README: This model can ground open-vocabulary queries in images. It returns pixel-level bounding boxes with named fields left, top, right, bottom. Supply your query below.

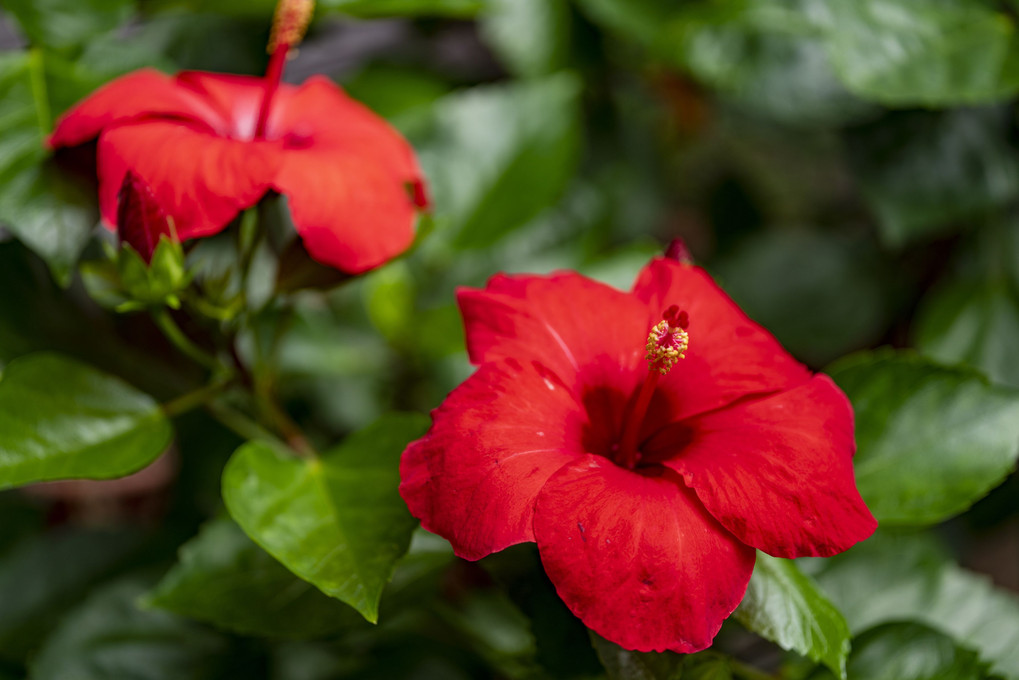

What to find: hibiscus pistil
left=255, top=0, right=315, bottom=140
left=617, top=305, right=690, bottom=469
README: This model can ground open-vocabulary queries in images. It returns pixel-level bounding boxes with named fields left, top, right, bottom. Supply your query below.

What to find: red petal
left=400, top=358, right=585, bottom=560
left=269, top=76, right=427, bottom=205
left=534, top=456, right=756, bottom=653
left=661, top=375, right=877, bottom=558
left=632, top=258, right=812, bottom=419
left=272, top=144, right=419, bottom=273
left=458, top=273, right=653, bottom=453
left=49, top=69, right=219, bottom=149
left=97, top=121, right=280, bottom=239
left=175, top=71, right=268, bottom=140
left=459, top=272, right=649, bottom=382
left=117, top=172, right=175, bottom=263
left=267, top=77, right=428, bottom=273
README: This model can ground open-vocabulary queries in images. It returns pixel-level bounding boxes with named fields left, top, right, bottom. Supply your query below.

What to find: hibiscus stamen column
left=254, top=0, right=315, bottom=140
left=617, top=305, right=689, bottom=469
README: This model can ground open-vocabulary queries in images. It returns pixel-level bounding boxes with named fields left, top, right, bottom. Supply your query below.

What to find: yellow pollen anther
left=268, top=0, right=315, bottom=53
left=645, top=319, right=689, bottom=375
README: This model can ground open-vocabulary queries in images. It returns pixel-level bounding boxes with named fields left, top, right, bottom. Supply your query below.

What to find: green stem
left=152, top=308, right=220, bottom=371
left=260, top=387, right=316, bottom=458
left=205, top=401, right=290, bottom=453
left=27, top=48, right=52, bottom=136
left=162, top=378, right=232, bottom=417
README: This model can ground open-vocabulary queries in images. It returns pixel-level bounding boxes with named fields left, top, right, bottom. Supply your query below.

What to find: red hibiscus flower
left=400, top=254, right=877, bottom=653
left=47, top=0, right=427, bottom=274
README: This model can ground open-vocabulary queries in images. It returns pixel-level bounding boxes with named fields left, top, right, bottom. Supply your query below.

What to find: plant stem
left=205, top=401, right=290, bottom=453
left=162, top=378, right=233, bottom=417
left=261, top=387, right=316, bottom=457
left=152, top=308, right=220, bottom=371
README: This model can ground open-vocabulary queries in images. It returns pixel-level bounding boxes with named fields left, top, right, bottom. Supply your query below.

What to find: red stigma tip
left=645, top=308, right=690, bottom=375
left=662, top=305, right=689, bottom=330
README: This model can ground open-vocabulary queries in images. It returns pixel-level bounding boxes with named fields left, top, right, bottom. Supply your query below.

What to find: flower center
left=255, top=0, right=315, bottom=140
left=616, top=305, right=689, bottom=470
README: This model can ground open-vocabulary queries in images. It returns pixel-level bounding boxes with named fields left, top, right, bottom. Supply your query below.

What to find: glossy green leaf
left=665, top=4, right=874, bottom=128
left=715, top=230, right=890, bottom=366
left=0, top=528, right=143, bottom=662
left=149, top=0, right=487, bottom=19
left=845, top=622, right=992, bottom=680
left=828, top=350, right=1019, bottom=525
left=817, top=0, right=1019, bottom=106
left=319, top=0, right=486, bottom=17
left=578, top=0, right=872, bottom=126
left=31, top=578, right=232, bottom=680
left=915, top=269, right=1019, bottom=390
left=148, top=518, right=354, bottom=638
left=0, top=353, right=173, bottom=490
left=590, top=637, right=741, bottom=680
left=735, top=553, right=850, bottom=679
left=846, top=108, right=1019, bottom=247
left=709, top=34, right=875, bottom=128
left=0, top=52, right=97, bottom=284
left=413, top=73, right=581, bottom=249
left=589, top=632, right=684, bottom=680
left=0, top=242, right=93, bottom=362
left=222, top=413, right=429, bottom=622
left=480, top=0, right=570, bottom=79
left=918, top=280, right=1019, bottom=386
left=437, top=589, right=537, bottom=677
left=3, top=0, right=133, bottom=49
left=810, top=531, right=1019, bottom=680
left=580, top=0, right=1019, bottom=108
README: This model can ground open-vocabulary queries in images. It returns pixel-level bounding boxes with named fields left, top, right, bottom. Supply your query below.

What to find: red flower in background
left=400, top=254, right=876, bottom=653
left=48, top=0, right=427, bottom=274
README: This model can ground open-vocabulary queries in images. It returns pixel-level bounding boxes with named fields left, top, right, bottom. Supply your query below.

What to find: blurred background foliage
left=1, top=0, right=1019, bottom=678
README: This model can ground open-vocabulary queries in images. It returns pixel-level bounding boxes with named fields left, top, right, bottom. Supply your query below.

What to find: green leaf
left=845, top=622, right=992, bottom=680
left=828, top=350, right=1019, bottom=525
left=715, top=230, right=891, bottom=366
left=222, top=413, right=429, bottom=622
left=817, top=0, right=1019, bottom=106
left=589, top=632, right=684, bottom=680
left=810, top=531, right=1019, bottom=680
left=0, top=528, right=143, bottom=662
left=846, top=108, right=1019, bottom=247
left=708, top=33, right=875, bottom=128
left=0, top=242, right=93, bottom=361
left=0, top=52, right=97, bottom=284
left=413, top=73, right=581, bottom=249
left=915, top=227, right=1019, bottom=390
left=437, top=589, right=538, bottom=676
left=148, top=518, right=354, bottom=638
left=735, top=553, right=850, bottom=679
left=3, top=0, right=133, bottom=49
left=0, top=352, right=173, bottom=490
left=319, top=0, right=486, bottom=18
left=578, top=0, right=873, bottom=127
left=30, top=578, right=233, bottom=680
left=579, top=0, right=1019, bottom=108
left=590, top=636, right=740, bottom=680
left=917, top=278, right=1019, bottom=390
left=480, top=0, right=570, bottom=79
